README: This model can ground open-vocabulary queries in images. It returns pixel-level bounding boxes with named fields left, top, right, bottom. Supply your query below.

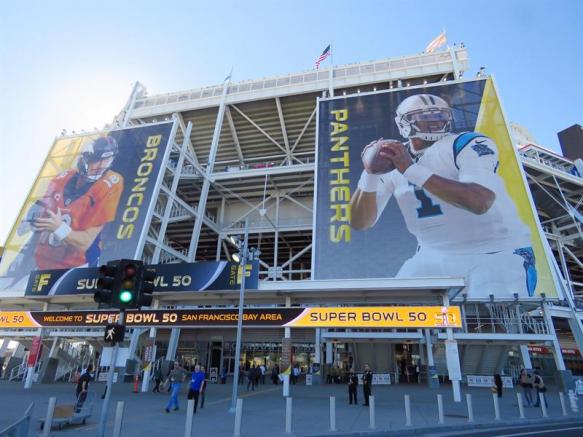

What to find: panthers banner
left=0, top=122, right=174, bottom=296
left=313, top=78, right=559, bottom=299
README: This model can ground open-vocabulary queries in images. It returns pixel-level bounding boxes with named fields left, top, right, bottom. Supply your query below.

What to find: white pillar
left=519, top=345, right=532, bottom=369
left=542, top=303, right=566, bottom=371
left=443, top=295, right=461, bottom=402
left=25, top=303, right=48, bottom=389
left=166, top=329, right=181, bottom=361
left=314, top=329, right=321, bottom=364
left=325, top=342, right=333, bottom=365
left=142, top=299, right=160, bottom=392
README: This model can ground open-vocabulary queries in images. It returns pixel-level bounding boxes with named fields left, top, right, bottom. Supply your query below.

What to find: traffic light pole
left=97, top=310, right=125, bottom=437
left=229, top=218, right=249, bottom=413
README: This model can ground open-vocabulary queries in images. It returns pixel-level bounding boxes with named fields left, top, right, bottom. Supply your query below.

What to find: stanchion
left=517, top=392, right=525, bottom=419
left=41, top=397, right=56, bottom=437
left=329, top=396, right=336, bottom=431
left=113, top=401, right=125, bottom=437
left=559, top=392, right=568, bottom=417
left=285, top=397, right=293, bottom=435
left=133, top=374, right=140, bottom=393
left=369, top=396, right=376, bottom=429
left=492, top=393, right=501, bottom=420
left=437, top=394, right=444, bottom=424
left=404, top=394, right=412, bottom=427
left=539, top=393, right=548, bottom=418
left=184, top=399, right=194, bottom=437
left=466, top=393, right=474, bottom=423
left=234, top=398, right=243, bottom=437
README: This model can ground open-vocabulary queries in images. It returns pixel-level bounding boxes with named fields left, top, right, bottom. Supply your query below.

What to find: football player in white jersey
left=350, top=93, right=537, bottom=298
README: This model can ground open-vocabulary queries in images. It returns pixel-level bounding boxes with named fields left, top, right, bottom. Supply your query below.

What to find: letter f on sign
left=37, top=274, right=51, bottom=291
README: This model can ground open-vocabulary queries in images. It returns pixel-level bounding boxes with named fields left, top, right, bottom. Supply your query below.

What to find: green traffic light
left=119, top=290, right=133, bottom=303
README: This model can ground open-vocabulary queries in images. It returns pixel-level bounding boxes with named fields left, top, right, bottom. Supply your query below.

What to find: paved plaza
left=2, top=379, right=582, bottom=436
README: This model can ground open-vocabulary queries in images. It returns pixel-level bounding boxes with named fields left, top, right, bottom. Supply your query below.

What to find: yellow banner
left=0, top=311, right=41, bottom=328
left=285, top=306, right=461, bottom=328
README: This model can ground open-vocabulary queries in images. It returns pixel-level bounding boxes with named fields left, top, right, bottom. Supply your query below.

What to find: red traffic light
left=124, top=264, right=138, bottom=278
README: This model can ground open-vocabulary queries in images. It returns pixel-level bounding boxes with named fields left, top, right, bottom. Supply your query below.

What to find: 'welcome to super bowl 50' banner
left=0, top=122, right=174, bottom=296
left=313, top=78, right=559, bottom=299
left=0, top=306, right=461, bottom=329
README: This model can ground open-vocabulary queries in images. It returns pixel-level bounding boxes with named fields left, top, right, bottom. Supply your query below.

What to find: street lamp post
left=230, top=218, right=250, bottom=413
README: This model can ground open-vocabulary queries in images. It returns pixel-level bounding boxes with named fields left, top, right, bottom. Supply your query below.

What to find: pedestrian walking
left=200, top=365, right=208, bottom=409
left=491, top=373, right=503, bottom=398
left=271, top=365, right=279, bottom=384
left=348, top=368, right=358, bottom=405
left=153, top=366, right=163, bottom=393
left=187, top=364, right=205, bottom=414
left=220, top=366, right=227, bottom=384
left=362, top=364, right=373, bottom=406
left=519, top=368, right=533, bottom=406
left=165, top=361, right=187, bottom=413
left=247, top=364, right=257, bottom=391
left=75, top=364, right=93, bottom=412
left=239, top=366, right=245, bottom=385
left=532, top=371, right=548, bottom=408
left=260, top=363, right=266, bottom=384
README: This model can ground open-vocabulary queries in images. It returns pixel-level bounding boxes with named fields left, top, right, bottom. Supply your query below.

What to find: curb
left=301, top=416, right=583, bottom=436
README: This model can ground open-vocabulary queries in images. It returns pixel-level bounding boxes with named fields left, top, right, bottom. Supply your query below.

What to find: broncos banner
left=0, top=122, right=174, bottom=297
left=0, top=306, right=461, bottom=329
left=313, top=78, right=560, bottom=299
left=25, top=260, right=259, bottom=296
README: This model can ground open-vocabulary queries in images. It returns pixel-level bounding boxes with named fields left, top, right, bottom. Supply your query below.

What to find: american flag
left=314, top=45, right=331, bottom=69
left=425, top=31, right=447, bottom=53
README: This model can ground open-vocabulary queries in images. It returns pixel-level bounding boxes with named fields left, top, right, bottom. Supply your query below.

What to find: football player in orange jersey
left=30, top=136, right=124, bottom=270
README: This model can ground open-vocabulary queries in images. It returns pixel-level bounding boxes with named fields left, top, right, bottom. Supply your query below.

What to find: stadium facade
left=1, top=46, right=582, bottom=394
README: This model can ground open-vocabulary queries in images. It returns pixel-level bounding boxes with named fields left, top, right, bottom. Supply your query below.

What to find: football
left=361, top=140, right=396, bottom=174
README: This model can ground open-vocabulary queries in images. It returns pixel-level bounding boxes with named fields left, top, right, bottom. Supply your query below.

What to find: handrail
left=0, top=402, right=33, bottom=437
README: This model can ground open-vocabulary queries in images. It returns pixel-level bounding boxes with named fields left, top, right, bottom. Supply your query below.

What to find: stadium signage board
left=313, top=77, right=560, bottom=299
left=0, top=122, right=174, bottom=296
left=0, top=306, right=461, bottom=329
left=24, top=260, right=259, bottom=296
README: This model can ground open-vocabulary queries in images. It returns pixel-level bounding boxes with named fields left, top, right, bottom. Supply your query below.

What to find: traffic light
left=94, top=261, right=119, bottom=305
left=137, top=267, right=156, bottom=307
left=113, top=260, right=141, bottom=310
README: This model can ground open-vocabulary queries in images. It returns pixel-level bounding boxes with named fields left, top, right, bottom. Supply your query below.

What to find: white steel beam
left=225, top=106, right=245, bottom=166
left=153, top=122, right=193, bottom=262
left=188, top=76, right=231, bottom=261
left=275, top=97, right=292, bottom=165
left=230, top=104, right=288, bottom=155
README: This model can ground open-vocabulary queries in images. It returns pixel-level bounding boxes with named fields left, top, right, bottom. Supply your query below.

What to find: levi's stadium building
left=1, top=46, right=582, bottom=394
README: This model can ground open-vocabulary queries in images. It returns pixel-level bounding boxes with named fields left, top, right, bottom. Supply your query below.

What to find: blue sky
left=1, top=0, right=582, bottom=244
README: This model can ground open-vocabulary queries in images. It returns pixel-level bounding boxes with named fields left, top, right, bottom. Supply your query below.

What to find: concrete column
left=24, top=303, right=49, bottom=389
left=442, top=295, right=461, bottom=401
left=542, top=303, right=573, bottom=391
left=165, top=329, right=181, bottom=361
left=425, top=329, right=439, bottom=388
left=567, top=317, right=583, bottom=362
left=314, top=329, right=321, bottom=363
left=37, top=337, right=61, bottom=383
left=325, top=342, right=333, bottom=365
left=142, top=299, right=160, bottom=392
left=519, top=345, right=532, bottom=370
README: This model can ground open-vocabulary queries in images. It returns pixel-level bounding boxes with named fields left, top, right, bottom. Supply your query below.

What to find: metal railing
left=133, top=50, right=466, bottom=110
left=8, top=363, right=27, bottom=382
left=0, top=402, right=33, bottom=437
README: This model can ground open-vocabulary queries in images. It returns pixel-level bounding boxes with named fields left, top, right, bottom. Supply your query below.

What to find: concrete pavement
left=1, top=380, right=581, bottom=436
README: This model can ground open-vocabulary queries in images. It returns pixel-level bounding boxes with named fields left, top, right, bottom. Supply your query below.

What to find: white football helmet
left=394, top=94, right=453, bottom=142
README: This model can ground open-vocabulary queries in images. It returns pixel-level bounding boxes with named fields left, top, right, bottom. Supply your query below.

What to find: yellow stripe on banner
left=0, top=311, right=41, bottom=328
left=475, top=78, right=558, bottom=298
left=285, top=306, right=461, bottom=328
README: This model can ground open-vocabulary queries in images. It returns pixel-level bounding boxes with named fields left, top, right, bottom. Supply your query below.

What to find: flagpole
left=328, top=43, right=334, bottom=97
